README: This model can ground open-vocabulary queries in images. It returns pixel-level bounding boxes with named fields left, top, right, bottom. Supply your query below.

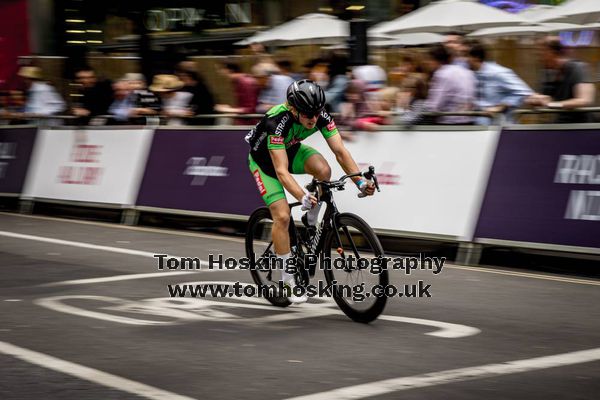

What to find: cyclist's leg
left=248, top=154, right=307, bottom=303
left=291, top=144, right=331, bottom=181
left=248, top=154, right=293, bottom=277
left=290, top=145, right=331, bottom=226
left=269, top=199, right=290, bottom=255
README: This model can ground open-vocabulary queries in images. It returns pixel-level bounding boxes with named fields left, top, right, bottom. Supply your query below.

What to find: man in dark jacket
left=175, top=61, right=215, bottom=125
left=72, top=66, right=113, bottom=121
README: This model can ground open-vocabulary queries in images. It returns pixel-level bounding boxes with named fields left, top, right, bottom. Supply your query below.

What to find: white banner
left=288, top=128, right=500, bottom=240
left=22, top=129, right=153, bottom=205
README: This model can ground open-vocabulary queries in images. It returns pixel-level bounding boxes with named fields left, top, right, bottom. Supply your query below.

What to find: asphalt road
left=0, top=212, right=599, bottom=400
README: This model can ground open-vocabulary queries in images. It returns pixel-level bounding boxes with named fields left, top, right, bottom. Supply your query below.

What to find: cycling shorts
left=248, top=144, right=321, bottom=206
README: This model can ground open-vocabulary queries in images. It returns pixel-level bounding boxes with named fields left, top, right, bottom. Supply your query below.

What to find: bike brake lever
left=357, top=166, right=379, bottom=197
left=372, top=174, right=381, bottom=192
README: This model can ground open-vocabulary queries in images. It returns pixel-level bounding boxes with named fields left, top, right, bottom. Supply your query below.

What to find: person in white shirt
left=149, top=74, right=193, bottom=126
left=18, top=66, right=65, bottom=117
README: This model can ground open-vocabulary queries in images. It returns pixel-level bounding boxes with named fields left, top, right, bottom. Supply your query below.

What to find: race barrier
left=0, top=126, right=37, bottom=196
left=474, top=125, right=600, bottom=252
left=21, top=128, right=153, bottom=206
left=290, top=126, right=500, bottom=241
left=136, top=128, right=263, bottom=216
left=4, top=121, right=598, bottom=257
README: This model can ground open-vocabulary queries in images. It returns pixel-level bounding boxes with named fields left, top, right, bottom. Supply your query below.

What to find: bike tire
left=245, top=207, right=291, bottom=308
left=322, top=213, right=388, bottom=323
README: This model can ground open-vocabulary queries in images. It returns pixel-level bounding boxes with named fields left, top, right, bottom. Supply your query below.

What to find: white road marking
left=0, top=230, right=242, bottom=287
left=0, top=340, right=198, bottom=400
left=35, top=283, right=480, bottom=338
left=377, top=315, right=481, bottom=338
left=0, top=211, right=247, bottom=244
left=447, top=265, right=600, bottom=286
left=35, top=296, right=175, bottom=326
left=285, top=347, right=600, bottom=400
left=2, top=213, right=600, bottom=286
left=0, top=230, right=168, bottom=258
left=42, top=271, right=202, bottom=287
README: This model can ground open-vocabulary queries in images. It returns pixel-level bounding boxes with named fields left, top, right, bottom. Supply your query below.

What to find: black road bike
left=245, top=166, right=388, bottom=323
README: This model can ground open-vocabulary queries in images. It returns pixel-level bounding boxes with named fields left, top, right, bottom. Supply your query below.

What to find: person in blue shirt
left=466, top=40, right=533, bottom=125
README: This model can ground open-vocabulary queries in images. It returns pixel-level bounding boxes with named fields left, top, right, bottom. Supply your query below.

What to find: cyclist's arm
left=326, top=134, right=375, bottom=195
left=325, top=134, right=361, bottom=184
left=270, top=148, right=308, bottom=201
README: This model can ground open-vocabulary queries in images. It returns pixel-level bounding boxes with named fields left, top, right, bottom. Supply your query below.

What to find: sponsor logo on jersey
left=275, top=114, right=290, bottom=136
left=253, top=170, right=267, bottom=196
left=244, top=128, right=255, bottom=144
left=270, top=136, right=284, bottom=145
left=252, top=132, right=266, bottom=151
left=327, top=121, right=337, bottom=131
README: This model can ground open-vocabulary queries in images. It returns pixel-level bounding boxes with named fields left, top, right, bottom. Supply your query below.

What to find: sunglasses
left=300, top=111, right=321, bottom=119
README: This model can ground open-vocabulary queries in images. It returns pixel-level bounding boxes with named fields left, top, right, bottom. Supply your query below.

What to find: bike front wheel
left=322, top=213, right=388, bottom=323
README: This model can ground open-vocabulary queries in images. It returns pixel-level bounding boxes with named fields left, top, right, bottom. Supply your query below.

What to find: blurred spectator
left=396, top=75, right=429, bottom=126
left=389, top=55, right=424, bottom=87
left=16, top=66, right=65, bottom=117
left=0, top=91, right=24, bottom=125
left=0, top=91, right=7, bottom=124
left=6, top=90, right=26, bottom=114
left=215, top=62, right=259, bottom=124
left=399, top=55, right=424, bottom=75
left=351, top=86, right=400, bottom=130
left=125, top=73, right=160, bottom=113
left=255, top=62, right=293, bottom=113
left=526, top=36, right=595, bottom=123
left=444, top=32, right=469, bottom=68
left=175, top=61, right=215, bottom=125
left=247, top=43, right=273, bottom=65
left=277, top=58, right=302, bottom=81
left=108, top=79, right=134, bottom=123
left=352, top=63, right=387, bottom=97
left=324, top=54, right=349, bottom=113
left=149, top=74, right=193, bottom=126
left=305, top=58, right=329, bottom=88
left=71, top=66, right=113, bottom=120
left=467, top=40, right=533, bottom=125
left=123, top=73, right=160, bottom=122
left=423, top=44, right=475, bottom=125
left=339, top=79, right=378, bottom=132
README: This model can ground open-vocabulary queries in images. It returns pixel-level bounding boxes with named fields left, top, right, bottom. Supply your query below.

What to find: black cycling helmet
left=286, top=79, right=326, bottom=117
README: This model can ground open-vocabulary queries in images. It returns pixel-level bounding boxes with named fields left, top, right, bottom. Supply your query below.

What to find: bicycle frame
left=288, top=184, right=359, bottom=278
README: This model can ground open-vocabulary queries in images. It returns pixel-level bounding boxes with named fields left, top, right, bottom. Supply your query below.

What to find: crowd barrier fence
left=1, top=111, right=599, bottom=264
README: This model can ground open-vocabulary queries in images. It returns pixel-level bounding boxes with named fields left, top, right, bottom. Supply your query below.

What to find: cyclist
left=246, top=79, right=375, bottom=303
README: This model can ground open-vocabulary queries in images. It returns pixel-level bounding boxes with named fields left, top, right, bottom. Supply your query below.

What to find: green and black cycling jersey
left=245, top=104, right=339, bottom=177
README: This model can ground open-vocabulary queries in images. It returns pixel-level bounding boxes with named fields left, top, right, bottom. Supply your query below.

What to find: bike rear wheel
left=322, top=213, right=388, bottom=323
left=245, top=207, right=291, bottom=308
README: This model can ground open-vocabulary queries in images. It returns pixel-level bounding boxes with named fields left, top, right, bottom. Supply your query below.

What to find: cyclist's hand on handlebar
left=357, top=179, right=376, bottom=198
left=301, top=191, right=318, bottom=210
left=361, top=181, right=376, bottom=196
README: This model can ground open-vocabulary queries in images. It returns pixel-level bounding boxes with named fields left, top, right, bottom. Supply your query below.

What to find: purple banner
left=475, top=128, right=600, bottom=249
left=0, top=127, right=37, bottom=194
left=136, top=129, right=263, bottom=216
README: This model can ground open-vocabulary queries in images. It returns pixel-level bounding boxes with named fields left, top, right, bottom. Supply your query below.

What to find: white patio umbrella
left=371, top=32, right=445, bottom=46
left=536, top=0, right=600, bottom=25
left=468, top=23, right=582, bottom=38
left=323, top=32, right=444, bottom=49
left=236, top=13, right=388, bottom=47
left=373, top=0, right=528, bottom=35
left=467, top=5, right=587, bottom=38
